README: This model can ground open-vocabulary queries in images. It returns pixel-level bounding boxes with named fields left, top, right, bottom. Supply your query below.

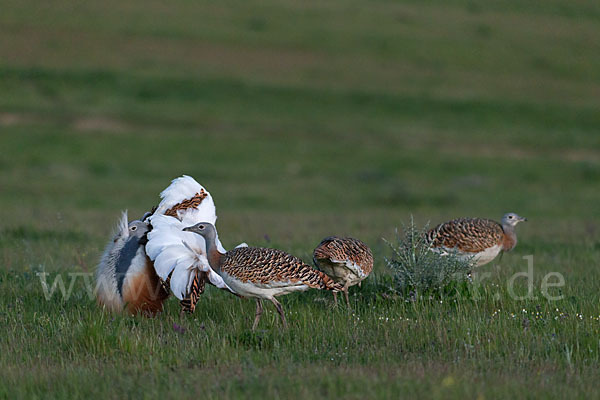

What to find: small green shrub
left=385, top=217, right=473, bottom=297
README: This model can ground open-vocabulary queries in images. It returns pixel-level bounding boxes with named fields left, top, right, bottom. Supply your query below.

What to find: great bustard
left=183, top=222, right=343, bottom=330
left=96, top=176, right=246, bottom=315
left=96, top=212, right=169, bottom=316
left=312, top=236, right=373, bottom=306
left=144, top=175, right=242, bottom=313
left=426, top=213, right=527, bottom=267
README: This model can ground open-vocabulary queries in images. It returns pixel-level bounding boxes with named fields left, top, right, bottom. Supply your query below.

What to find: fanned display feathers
left=146, top=215, right=232, bottom=299
left=145, top=175, right=238, bottom=308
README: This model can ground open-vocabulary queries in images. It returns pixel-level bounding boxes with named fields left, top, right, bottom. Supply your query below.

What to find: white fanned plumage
left=145, top=175, right=233, bottom=300
left=146, top=215, right=231, bottom=299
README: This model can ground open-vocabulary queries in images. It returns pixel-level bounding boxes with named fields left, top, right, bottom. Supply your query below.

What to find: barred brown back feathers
left=313, top=236, right=373, bottom=306
left=221, top=247, right=344, bottom=292
left=164, top=190, right=208, bottom=219
left=426, top=218, right=504, bottom=253
left=425, top=213, right=526, bottom=267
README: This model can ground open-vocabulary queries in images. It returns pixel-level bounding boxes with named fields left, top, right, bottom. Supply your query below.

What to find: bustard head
left=128, top=220, right=149, bottom=239
left=501, top=212, right=527, bottom=227
left=183, top=222, right=216, bottom=241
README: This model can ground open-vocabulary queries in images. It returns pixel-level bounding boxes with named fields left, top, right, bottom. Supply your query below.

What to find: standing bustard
left=183, top=222, right=343, bottom=330
left=96, top=212, right=169, bottom=316
left=312, top=236, right=373, bottom=306
left=426, top=213, right=527, bottom=267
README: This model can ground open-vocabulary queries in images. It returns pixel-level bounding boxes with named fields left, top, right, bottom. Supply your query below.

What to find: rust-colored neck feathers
left=501, top=225, right=517, bottom=251
left=202, top=231, right=224, bottom=272
left=207, top=246, right=225, bottom=272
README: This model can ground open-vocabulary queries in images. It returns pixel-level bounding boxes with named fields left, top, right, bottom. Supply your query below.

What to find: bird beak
left=182, top=226, right=194, bottom=232
left=521, top=217, right=528, bottom=222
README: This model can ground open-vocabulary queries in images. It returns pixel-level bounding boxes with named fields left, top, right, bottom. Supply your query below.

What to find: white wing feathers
left=145, top=176, right=234, bottom=300
left=153, top=175, right=217, bottom=221
left=146, top=215, right=232, bottom=299
left=152, top=175, right=226, bottom=252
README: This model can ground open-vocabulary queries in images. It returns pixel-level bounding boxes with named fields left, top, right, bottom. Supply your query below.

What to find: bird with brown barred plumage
left=183, top=222, right=343, bottom=330
left=312, top=236, right=373, bottom=306
left=426, top=213, right=527, bottom=267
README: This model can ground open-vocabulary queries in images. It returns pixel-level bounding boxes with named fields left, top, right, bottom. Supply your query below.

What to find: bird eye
left=199, top=225, right=205, bottom=229
left=131, top=226, right=137, bottom=231
left=509, top=216, right=513, bottom=219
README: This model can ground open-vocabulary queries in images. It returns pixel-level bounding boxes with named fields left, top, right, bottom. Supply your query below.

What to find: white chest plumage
left=219, top=270, right=310, bottom=299
left=318, top=260, right=366, bottom=286
left=470, top=244, right=503, bottom=266
left=433, top=244, right=503, bottom=267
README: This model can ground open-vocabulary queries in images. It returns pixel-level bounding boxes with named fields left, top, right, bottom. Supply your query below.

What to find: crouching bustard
left=312, top=236, right=373, bottom=306
left=183, top=222, right=343, bottom=330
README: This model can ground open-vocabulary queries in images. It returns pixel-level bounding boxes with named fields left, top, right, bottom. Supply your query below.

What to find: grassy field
left=1, top=0, right=600, bottom=398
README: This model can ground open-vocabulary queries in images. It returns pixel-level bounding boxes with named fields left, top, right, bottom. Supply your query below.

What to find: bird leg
left=252, top=299, right=263, bottom=331
left=270, top=298, right=288, bottom=329
left=343, top=282, right=351, bottom=308
left=333, top=291, right=338, bottom=306
left=498, top=251, right=505, bottom=263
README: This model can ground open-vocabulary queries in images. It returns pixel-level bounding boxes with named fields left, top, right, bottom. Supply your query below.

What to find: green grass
left=1, top=0, right=599, bottom=398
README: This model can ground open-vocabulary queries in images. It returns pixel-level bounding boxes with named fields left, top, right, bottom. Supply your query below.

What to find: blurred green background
left=2, top=0, right=599, bottom=251
left=1, top=0, right=599, bottom=397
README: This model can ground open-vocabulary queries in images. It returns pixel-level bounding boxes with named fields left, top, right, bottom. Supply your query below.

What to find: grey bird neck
left=501, top=222, right=515, bottom=234
left=202, top=227, right=224, bottom=272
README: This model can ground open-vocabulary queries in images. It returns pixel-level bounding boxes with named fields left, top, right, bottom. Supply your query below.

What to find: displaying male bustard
left=96, top=212, right=169, bottom=316
left=145, top=175, right=242, bottom=313
left=313, top=236, right=373, bottom=306
left=96, top=175, right=243, bottom=315
left=183, top=222, right=343, bottom=330
left=426, top=213, right=527, bottom=267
